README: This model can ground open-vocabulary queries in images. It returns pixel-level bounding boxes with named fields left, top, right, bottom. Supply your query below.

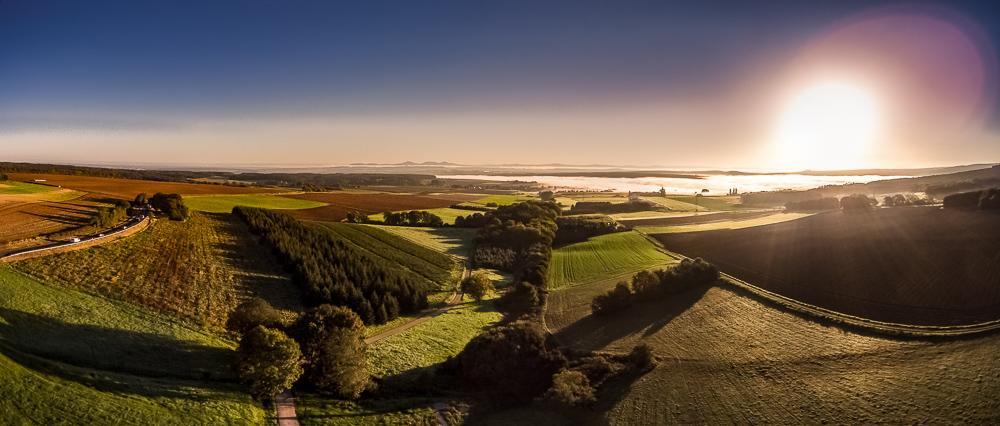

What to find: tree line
left=591, top=258, right=720, bottom=316
left=554, top=216, right=624, bottom=245
left=233, top=207, right=429, bottom=325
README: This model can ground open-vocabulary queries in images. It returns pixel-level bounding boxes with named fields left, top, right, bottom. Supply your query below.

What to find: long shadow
left=0, top=307, right=238, bottom=393
left=553, top=284, right=711, bottom=352
left=207, top=212, right=305, bottom=312
left=23, top=211, right=91, bottom=226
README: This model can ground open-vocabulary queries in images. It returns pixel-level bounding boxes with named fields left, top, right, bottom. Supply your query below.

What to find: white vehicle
left=71, top=237, right=81, bottom=243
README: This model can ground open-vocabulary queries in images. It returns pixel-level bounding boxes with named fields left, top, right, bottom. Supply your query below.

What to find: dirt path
left=275, top=392, right=300, bottom=426
left=365, top=262, right=469, bottom=345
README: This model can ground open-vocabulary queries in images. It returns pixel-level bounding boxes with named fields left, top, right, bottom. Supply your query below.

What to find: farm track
left=364, top=263, right=468, bottom=345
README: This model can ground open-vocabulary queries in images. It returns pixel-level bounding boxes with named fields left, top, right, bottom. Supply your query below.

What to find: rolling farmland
left=16, top=212, right=301, bottom=328
left=633, top=211, right=811, bottom=234
left=541, top=280, right=1000, bottom=424
left=0, top=265, right=264, bottom=424
left=7, top=173, right=280, bottom=198
left=654, top=208, right=1000, bottom=325
left=365, top=224, right=475, bottom=257
left=185, top=193, right=327, bottom=213
left=548, top=231, right=676, bottom=289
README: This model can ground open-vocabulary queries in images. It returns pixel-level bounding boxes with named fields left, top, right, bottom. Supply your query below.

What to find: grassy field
left=316, top=222, right=460, bottom=290
left=0, top=180, right=62, bottom=195
left=297, top=396, right=459, bottom=426
left=368, top=297, right=502, bottom=378
left=633, top=212, right=810, bottom=234
left=654, top=208, right=1000, bottom=325
left=8, top=173, right=280, bottom=198
left=185, top=193, right=327, bottom=213
left=538, top=277, right=1000, bottom=424
left=469, top=193, right=535, bottom=206
left=0, top=265, right=265, bottom=424
left=16, top=212, right=302, bottom=329
left=667, top=195, right=742, bottom=210
left=548, top=231, right=676, bottom=290
left=365, top=224, right=475, bottom=257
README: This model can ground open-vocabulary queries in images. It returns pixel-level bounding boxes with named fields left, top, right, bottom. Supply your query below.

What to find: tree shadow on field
left=0, top=308, right=244, bottom=400
left=553, top=284, right=711, bottom=352
left=208, top=212, right=305, bottom=313
left=23, top=211, right=91, bottom=226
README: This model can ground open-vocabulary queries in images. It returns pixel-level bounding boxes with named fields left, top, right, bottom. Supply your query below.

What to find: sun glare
left=774, top=81, right=880, bottom=170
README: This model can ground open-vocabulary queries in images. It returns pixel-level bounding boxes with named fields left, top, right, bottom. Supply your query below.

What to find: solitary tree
left=234, top=326, right=304, bottom=401
left=461, top=273, right=495, bottom=301
left=545, top=369, right=596, bottom=406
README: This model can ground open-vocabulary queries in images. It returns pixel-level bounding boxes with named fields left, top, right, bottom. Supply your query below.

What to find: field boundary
left=639, top=230, right=1000, bottom=339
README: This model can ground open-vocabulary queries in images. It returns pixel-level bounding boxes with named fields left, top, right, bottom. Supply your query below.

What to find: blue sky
left=2, top=1, right=999, bottom=168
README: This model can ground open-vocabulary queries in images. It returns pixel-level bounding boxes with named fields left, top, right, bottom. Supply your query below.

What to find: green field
left=469, top=194, right=535, bottom=206
left=634, top=212, right=812, bottom=234
left=0, top=180, right=58, bottom=195
left=0, top=265, right=264, bottom=424
left=185, top=193, right=327, bottom=213
left=368, top=298, right=502, bottom=378
left=548, top=231, right=676, bottom=289
left=298, top=396, right=460, bottom=426
left=365, top=224, right=475, bottom=258
left=666, top=195, right=742, bottom=211
left=17, top=212, right=302, bottom=328
left=317, top=222, right=460, bottom=289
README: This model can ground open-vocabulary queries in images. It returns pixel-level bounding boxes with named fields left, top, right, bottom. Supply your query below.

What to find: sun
left=774, top=81, right=880, bottom=170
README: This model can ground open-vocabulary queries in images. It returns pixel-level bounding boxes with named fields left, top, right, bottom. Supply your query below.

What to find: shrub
left=449, top=320, right=565, bottom=401
left=290, top=305, right=370, bottom=399
left=840, top=194, right=876, bottom=212
left=627, top=344, right=657, bottom=371
left=227, top=298, right=285, bottom=334
left=234, top=326, right=304, bottom=401
left=150, top=192, right=190, bottom=220
left=461, top=273, right=495, bottom=302
left=545, top=369, right=596, bottom=406
left=591, top=282, right=634, bottom=316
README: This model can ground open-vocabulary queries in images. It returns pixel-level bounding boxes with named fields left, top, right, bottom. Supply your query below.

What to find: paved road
left=0, top=214, right=149, bottom=262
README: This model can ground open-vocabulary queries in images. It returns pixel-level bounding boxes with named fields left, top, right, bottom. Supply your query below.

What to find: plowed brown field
left=653, top=207, right=1000, bottom=325
left=8, top=173, right=280, bottom=198
left=0, top=197, right=104, bottom=251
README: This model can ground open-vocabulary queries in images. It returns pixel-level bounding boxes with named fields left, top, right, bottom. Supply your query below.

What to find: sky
left=2, top=0, right=999, bottom=170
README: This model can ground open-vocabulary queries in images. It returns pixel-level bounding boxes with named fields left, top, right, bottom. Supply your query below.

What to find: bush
left=227, top=298, right=285, bottom=334
left=290, top=305, right=369, bottom=399
left=234, top=326, right=304, bottom=401
left=150, top=192, right=190, bottom=220
left=90, top=204, right=128, bottom=227
left=449, top=320, right=565, bottom=401
left=840, top=194, right=876, bottom=212
left=591, top=282, right=634, bottom=316
left=461, top=273, right=495, bottom=301
left=943, top=188, right=1000, bottom=210
left=627, top=344, right=657, bottom=371
left=545, top=369, right=596, bottom=406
